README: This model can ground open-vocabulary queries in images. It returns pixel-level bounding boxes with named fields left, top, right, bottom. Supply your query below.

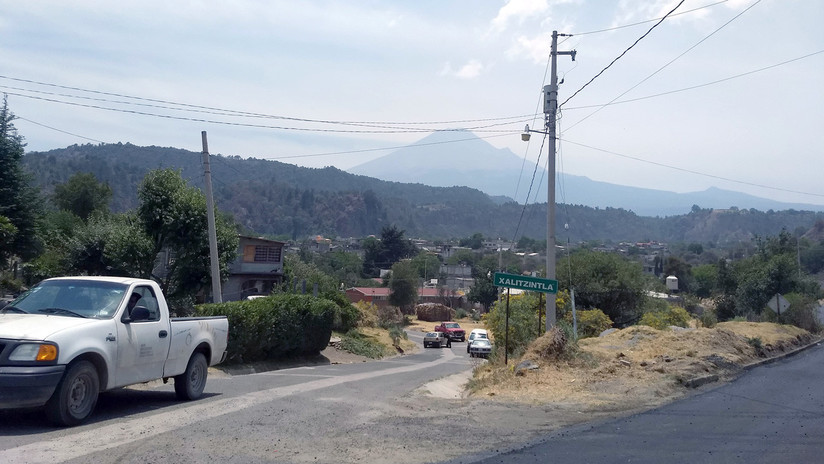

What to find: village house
left=222, top=235, right=285, bottom=301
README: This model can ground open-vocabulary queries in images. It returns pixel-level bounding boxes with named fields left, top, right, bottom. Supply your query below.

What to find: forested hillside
left=22, top=143, right=824, bottom=243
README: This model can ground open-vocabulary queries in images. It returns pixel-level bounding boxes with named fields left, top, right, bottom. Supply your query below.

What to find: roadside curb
left=741, top=336, right=823, bottom=371
left=682, top=336, right=823, bottom=388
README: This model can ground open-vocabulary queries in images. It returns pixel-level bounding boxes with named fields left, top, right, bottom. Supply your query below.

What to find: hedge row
left=196, top=293, right=336, bottom=364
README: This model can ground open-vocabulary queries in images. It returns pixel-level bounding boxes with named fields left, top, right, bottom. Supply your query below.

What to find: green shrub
left=699, top=310, right=718, bottom=328
left=455, top=308, right=468, bottom=319
left=339, top=330, right=389, bottom=359
left=332, top=300, right=359, bottom=332
left=196, top=293, right=336, bottom=364
left=354, top=300, right=378, bottom=327
left=0, top=274, right=24, bottom=295
left=377, top=305, right=403, bottom=329
left=573, top=309, right=613, bottom=339
left=388, top=324, right=408, bottom=346
left=746, top=336, right=763, bottom=350
left=776, top=293, right=823, bottom=333
left=639, top=304, right=691, bottom=330
left=485, top=293, right=543, bottom=357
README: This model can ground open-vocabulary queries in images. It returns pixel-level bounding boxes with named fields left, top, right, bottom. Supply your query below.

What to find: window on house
left=243, top=245, right=282, bottom=263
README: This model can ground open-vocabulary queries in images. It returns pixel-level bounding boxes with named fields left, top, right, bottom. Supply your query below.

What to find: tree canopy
left=362, top=225, right=417, bottom=277
left=559, top=250, right=648, bottom=327
left=52, top=172, right=112, bottom=221
left=137, top=169, right=238, bottom=301
left=0, top=97, right=42, bottom=260
left=388, top=260, right=418, bottom=314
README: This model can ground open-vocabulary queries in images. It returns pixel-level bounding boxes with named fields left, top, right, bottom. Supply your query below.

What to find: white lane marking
left=1, top=348, right=457, bottom=464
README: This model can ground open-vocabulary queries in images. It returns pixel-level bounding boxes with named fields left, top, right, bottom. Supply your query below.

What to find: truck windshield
left=7, top=280, right=129, bottom=319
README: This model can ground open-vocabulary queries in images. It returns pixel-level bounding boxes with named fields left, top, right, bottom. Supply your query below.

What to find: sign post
left=493, top=273, right=558, bottom=364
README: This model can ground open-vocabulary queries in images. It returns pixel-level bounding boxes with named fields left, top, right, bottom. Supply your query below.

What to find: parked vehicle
left=466, top=329, right=489, bottom=353
left=423, top=331, right=451, bottom=348
left=469, top=339, right=492, bottom=358
left=433, top=322, right=465, bottom=342
left=0, top=276, right=229, bottom=426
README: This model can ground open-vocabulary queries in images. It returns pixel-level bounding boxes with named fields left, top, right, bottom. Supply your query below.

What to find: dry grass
left=360, top=326, right=418, bottom=354
left=470, top=322, right=816, bottom=412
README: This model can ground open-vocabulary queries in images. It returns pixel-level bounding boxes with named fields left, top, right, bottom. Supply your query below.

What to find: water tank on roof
left=666, top=275, right=679, bottom=292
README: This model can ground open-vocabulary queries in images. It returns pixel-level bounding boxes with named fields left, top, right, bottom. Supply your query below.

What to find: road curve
left=449, top=342, right=824, bottom=464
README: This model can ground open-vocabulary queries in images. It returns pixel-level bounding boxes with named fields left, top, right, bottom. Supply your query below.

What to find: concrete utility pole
left=542, top=31, right=575, bottom=331
left=201, top=131, right=223, bottom=303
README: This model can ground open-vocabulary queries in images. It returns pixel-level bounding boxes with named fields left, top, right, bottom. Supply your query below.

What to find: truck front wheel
left=175, top=352, right=208, bottom=400
left=45, top=360, right=100, bottom=426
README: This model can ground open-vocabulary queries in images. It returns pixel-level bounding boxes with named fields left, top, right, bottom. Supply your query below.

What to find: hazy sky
left=1, top=0, right=822, bottom=205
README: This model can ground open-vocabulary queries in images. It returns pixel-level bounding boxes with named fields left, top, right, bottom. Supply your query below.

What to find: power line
left=510, top=133, right=548, bottom=244
left=255, top=133, right=514, bottom=161
left=3, top=90, right=521, bottom=134
left=0, top=75, right=531, bottom=128
left=15, top=116, right=106, bottom=143
left=562, top=138, right=824, bottom=199
left=561, top=0, right=686, bottom=108
left=564, top=0, right=762, bottom=132
left=573, top=0, right=730, bottom=35
left=563, top=49, right=824, bottom=110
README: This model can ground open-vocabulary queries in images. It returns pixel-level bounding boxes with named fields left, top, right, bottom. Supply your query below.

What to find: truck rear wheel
left=45, top=360, right=99, bottom=426
left=175, top=352, right=207, bottom=400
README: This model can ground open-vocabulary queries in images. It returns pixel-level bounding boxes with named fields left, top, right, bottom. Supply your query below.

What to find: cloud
left=508, top=33, right=551, bottom=64
left=456, top=60, right=484, bottom=79
left=491, top=0, right=549, bottom=33
left=440, top=60, right=485, bottom=79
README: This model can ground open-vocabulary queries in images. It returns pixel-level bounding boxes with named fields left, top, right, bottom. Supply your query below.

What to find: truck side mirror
left=127, top=306, right=150, bottom=322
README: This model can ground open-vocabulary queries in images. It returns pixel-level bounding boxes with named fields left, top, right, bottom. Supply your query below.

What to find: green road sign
left=493, top=272, right=558, bottom=294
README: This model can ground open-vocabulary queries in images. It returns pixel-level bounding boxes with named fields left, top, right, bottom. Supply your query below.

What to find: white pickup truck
left=0, top=276, right=228, bottom=425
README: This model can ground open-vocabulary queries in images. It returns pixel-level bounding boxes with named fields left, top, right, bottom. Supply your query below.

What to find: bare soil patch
left=469, top=322, right=817, bottom=413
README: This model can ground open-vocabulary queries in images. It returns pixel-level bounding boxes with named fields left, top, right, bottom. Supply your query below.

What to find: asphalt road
left=0, top=332, right=499, bottom=464
left=4, top=336, right=822, bottom=464
left=451, top=342, right=824, bottom=464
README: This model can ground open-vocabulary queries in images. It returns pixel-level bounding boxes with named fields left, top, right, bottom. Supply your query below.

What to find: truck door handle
left=159, top=330, right=168, bottom=338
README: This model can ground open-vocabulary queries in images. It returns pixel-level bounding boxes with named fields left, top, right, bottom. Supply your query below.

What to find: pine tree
left=0, top=95, right=42, bottom=260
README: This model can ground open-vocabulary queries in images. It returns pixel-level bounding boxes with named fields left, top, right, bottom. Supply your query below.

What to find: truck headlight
left=9, top=343, right=58, bottom=362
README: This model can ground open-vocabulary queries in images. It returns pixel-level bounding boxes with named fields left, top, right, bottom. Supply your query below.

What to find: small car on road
left=469, top=339, right=492, bottom=358
left=466, top=329, right=489, bottom=353
left=423, top=331, right=452, bottom=348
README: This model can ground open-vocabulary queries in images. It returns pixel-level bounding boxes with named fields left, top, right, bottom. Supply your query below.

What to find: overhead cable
left=564, top=0, right=763, bottom=131
left=562, top=138, right=824, bottom=199
left=561, top=0, right=686, bottom=108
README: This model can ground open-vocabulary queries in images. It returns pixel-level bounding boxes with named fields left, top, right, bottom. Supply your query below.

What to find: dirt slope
left=469, top=322, right=816, bottom=412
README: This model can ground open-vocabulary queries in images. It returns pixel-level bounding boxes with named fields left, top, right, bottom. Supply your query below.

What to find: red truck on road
left=433, top=322, right=465, bottom=342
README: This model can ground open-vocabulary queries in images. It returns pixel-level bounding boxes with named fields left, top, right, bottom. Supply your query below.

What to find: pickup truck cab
left=433, top=322, right=465, bottom=342
left=0, top=276, right=228, bottom=426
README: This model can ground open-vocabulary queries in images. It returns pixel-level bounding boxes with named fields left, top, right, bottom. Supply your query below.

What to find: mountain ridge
left=21, top=142, right=824, bottom=244
left=348, top=131, right=824, bottom=217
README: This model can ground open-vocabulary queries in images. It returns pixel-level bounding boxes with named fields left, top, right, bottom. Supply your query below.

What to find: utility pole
left=201, top=131, right=222, bottom=303
left=543, top=30, right=575, bottom=331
